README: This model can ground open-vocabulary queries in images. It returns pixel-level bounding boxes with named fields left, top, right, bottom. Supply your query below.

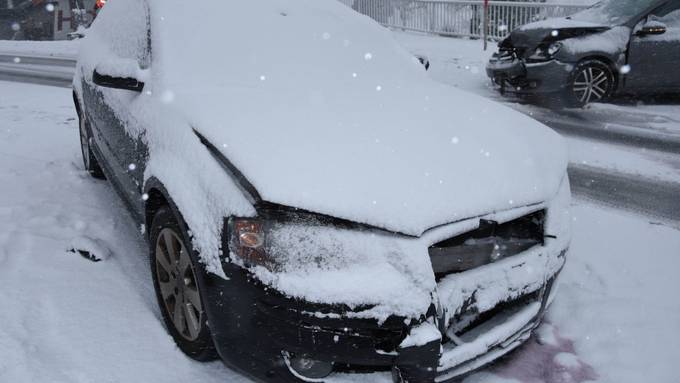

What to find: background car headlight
left=529, top=42, right=562, bottom=61
left=548, top=42, right=562, bottom=56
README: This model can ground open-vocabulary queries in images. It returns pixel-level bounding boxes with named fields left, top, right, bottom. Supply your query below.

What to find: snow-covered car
left=72, top=0, right=571, bottom=382
left=487, top=0, right=680, bottom=107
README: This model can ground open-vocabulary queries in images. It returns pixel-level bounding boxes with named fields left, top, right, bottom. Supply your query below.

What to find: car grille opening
left=429, top=210, right=545, bottom=279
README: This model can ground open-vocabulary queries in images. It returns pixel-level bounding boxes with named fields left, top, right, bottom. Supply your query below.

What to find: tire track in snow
left=568, top=164, right=680, bottom=226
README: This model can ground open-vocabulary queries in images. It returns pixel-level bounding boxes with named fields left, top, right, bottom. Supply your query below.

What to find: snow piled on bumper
left=252, top=178, right=571, bottom=322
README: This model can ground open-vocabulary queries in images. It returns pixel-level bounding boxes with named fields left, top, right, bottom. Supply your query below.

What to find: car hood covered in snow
left=149, top=0, right=568, bottom=237
left=505, top=18, right=609, bottom=52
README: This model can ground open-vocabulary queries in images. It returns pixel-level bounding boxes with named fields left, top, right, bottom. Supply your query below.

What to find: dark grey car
left=486, top=0, right=680, bottom=107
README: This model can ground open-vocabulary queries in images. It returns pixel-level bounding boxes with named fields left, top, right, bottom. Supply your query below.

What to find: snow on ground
left=0, top=81, right=249, bottom=383
left=565, top=135, right=680, bottom=183
left=583, top=102, right=680, bottom=138
left=2, top=81, right=679, bottom=383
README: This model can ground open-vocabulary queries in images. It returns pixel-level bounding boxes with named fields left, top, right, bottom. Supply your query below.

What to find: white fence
left=343, top=0, right=588, bottom=40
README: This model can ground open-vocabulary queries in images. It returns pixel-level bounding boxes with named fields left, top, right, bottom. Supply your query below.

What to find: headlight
left=528, top=42, right=562, bottom=61
left=227, top=211, right=375, bottom=272
left=228, top=217, right=274, bottom=270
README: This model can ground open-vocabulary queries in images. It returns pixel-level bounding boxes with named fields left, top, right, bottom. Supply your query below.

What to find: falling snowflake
left=322, top=32, right=331, bottom=40
left=260, top=75, right=266, bottom=81
left=45, top=3, right=55, bottom=12
left=551, top=30, right=559, bottom=37
left=142, top=193, right=149, bottom=201
left=619, top=65, right=631, bottom=74
left=364, top=52, right=373, bottom=61
left=11, top=23, right=20, bottom=32
left=376, top=85, right=382, bottom=91
left=161, top=90, right=175, bottom=104
left=451, top=137, right=459, bottom=144
left=13, top=57, right=20, bottom=64
left=128, top=163, right=137, bottom=171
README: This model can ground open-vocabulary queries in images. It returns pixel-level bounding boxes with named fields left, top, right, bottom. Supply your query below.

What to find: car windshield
left=569, top=0, right=660, bottom=25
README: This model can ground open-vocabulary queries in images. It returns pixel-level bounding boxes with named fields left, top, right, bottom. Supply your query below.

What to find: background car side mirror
left=92, top=58, right=147, bottom=92
left=636, top=21, right=667, bottom=36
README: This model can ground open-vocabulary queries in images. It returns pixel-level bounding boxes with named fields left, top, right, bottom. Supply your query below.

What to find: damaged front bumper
left=207, top=242, right=567, bottom=382
left=486, top=55, right=573, bottom=94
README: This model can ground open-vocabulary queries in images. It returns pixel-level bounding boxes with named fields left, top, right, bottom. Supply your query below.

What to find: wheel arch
left=143, top=177, right=173, bottom=239
left=574, top=55, right=620, bottom=91
left=73, top=90, right=82, bottom=118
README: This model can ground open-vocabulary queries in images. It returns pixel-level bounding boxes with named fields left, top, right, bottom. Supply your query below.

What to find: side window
left=92, top=0, right=150, bottom=68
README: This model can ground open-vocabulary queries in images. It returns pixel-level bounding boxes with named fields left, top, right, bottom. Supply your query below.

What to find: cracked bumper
left=486, top=56, right=573, bottom=94
left=206, top=242, right=566, bottom=382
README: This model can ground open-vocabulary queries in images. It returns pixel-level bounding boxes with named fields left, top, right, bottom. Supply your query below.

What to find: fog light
left=283, top=352, right=333, bottom=380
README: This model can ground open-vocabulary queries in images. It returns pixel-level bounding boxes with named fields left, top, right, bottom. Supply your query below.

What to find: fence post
left=483, top=0, right=489, bottom=50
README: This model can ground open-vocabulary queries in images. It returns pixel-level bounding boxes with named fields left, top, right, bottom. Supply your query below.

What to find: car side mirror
left=637, top=21, right=667, bottom=36
left=92, top=59, right=146, bottom=92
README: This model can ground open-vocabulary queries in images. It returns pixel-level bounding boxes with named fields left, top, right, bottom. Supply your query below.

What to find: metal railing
left=344, top=0, right=588, bottom=40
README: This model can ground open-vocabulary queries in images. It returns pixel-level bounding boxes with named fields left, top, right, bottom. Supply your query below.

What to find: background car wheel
left=78, top=115, right=106, bottom=179
left=565, top=59, right=615, bottom=108
left=150, top=206, right=217, bottom=361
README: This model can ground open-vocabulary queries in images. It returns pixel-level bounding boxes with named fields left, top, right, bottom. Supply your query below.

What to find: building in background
left=0, top=0, right=96, bottom=40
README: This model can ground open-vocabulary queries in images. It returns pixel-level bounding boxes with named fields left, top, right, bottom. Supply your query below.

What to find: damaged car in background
left=487, top=0, right=680, bottom=107
left=73, top=0, right=571, bottom=382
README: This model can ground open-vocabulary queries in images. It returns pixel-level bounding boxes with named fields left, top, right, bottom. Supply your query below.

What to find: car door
left=82, top=1, right=150, bottom=218
left=625, top=0, right=680, bottom=91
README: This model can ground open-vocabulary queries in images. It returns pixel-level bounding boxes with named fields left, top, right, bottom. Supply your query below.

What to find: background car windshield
left=570, top=0, right=660, bottom=25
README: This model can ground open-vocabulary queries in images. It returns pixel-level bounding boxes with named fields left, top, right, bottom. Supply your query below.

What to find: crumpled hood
left=188, top=81, right=567, bottom=237
left=505, top=17, right=609, bottom=53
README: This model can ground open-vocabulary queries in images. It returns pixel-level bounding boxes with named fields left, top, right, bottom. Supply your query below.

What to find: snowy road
left=0, top=54, right=74, bottom=87
left=2, top=81, right=680, bottom=383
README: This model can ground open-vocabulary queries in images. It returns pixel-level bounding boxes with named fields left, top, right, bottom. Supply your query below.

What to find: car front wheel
left=565, top=59, right=615, bottom=108
left=150, top=206, right=217, bottom=361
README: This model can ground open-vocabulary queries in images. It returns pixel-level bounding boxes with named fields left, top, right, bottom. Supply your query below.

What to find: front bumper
left=205, top=243, right=567, bottom=382
left=486, top=55, right=573, bottom=94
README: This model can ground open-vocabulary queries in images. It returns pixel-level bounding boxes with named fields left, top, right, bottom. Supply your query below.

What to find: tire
left=78, top=115, right=106, bottom=179
left=564, top=59, right=615, bottom=108
left=149, top=206, right=217, bottom=361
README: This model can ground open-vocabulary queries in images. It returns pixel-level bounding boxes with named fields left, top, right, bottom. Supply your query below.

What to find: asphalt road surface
left=1, top=54, right=678, bottom=226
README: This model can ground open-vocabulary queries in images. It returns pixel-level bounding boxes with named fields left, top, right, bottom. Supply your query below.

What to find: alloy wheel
left=155, top=228, right=204, bottom=341
left=572, top=67, right=609, bottom=105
